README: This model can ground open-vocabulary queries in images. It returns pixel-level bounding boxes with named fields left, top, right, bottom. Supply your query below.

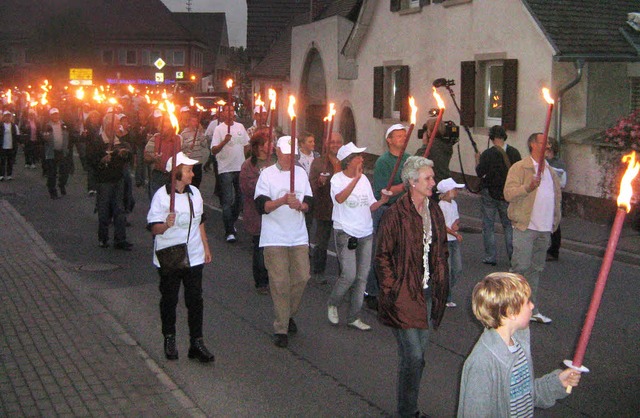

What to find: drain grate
left=76, top=263, right=120, bottom=272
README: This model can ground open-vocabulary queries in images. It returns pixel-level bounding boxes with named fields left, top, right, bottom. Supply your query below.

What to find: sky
left=161, top=0, right=247, bottom=47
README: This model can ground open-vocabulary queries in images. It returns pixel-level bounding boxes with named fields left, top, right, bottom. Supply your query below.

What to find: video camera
left=432, top=78, right=456, bottom=88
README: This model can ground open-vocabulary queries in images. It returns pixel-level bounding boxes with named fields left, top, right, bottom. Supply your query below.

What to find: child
left=458, top=273, right=581, bottom=417
left=437, top=178, right=465, bottom=307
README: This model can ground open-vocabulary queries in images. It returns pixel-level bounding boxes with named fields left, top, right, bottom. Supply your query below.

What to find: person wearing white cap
left=147, top=152, right=214, bottom=363
left=0, top=110, right=19, bottom=181
left=211, top=104, right=250, bottom=243
left=327, top=142, right=389, bottom=331
left=179, top=106, right=191, bottom=131
left=246, top=105, right=267, bottom=138
left=43, top=108, right=71, bottom=198
left=436, top=177, right=465, bottom=307
left=254, top=135, right=313, bottom=348
left=365, top=123, right=411, bottom=310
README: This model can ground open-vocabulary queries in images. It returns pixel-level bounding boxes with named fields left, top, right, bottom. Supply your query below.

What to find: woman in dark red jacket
left=375, top=156, right=449, bottom=418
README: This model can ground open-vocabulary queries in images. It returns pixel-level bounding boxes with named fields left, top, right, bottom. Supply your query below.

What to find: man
left=144, top=116, right=182, bottom=200
left=296, top=132, right=319, bottom=175
left=415, top=116, right=454, bottom=184
left=365, top=124, right=410, bottom=310
left=504, top=132, right=561, bottom=324
left=246, top=105, right=267, bottom=138
left=180, top=112, right=209, bottom=189
left=43, top=108, right=71, bottom=199
left=211, top=105, right=250, bottom=243
left=0, top=110, right=19, bottom=181
left=475, top=125, right=522, bottom=265
left=308, top=132, right=343, bottom=284
left=254, top=136, right=313, bottom=348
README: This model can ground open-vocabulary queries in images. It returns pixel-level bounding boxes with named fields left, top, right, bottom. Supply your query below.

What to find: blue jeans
left=480, top=188, right=513, bottom=263
left=447, top=240, right=462, bottom=302
left=365, top=204, right=389, bottom=297
left=219, top=171, right=242, bottom=235
left=328, top=230, right=372, bottom=323
left=392, top=325, right=429, bottom=417
left=511, top=228, right=550, bottom=315
left=96, top=180, right=127, bottom=245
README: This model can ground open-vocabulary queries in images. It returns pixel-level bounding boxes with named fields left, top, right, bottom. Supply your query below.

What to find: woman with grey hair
left=376, top=155, right=450, bottom=418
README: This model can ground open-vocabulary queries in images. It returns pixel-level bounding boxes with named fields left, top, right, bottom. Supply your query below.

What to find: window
left=102, top=50, right=114, bottom=65
left=460, top=59, right=518, bottom=130
left=373, top=65, right=410, bottom=121
left=2, top=49, right=14, bottom=65
left=166, top=50, right=185, bottom=66
left=631, top=77, right=640, bottom=112
left=141, top=50, right=161, bottom=66
left=192, top=51, right=203, bottom=69
left=126, top=50, right=137, bottom=65
left=390, top=0, right=429, bottom=11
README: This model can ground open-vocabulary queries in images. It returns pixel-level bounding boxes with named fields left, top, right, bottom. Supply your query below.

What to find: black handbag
left=155, top=193, right=193, bottom=271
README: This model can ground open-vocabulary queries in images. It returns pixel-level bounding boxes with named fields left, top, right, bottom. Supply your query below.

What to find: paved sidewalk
left=0, top=200, right=199, bottom=417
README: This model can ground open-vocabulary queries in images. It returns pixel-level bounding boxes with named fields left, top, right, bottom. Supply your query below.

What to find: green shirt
left=373, top=151, right=410, bottom=204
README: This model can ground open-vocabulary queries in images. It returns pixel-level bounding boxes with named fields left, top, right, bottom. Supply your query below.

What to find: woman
left=239, top=129, right=273, bottom=294
left=83, top=110, right=102, bottom=195
left=327, top=142, right=388, bottom=330
left=147, top=152, right=214, bottom=363
left=376, top=156, right=449, bottom=418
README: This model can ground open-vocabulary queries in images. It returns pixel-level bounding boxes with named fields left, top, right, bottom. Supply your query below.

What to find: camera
left=432, top=78, right=456, bottom=88
left=417, top=120, right=460, bottom=145
left=347, top=236, right=358, bottom=250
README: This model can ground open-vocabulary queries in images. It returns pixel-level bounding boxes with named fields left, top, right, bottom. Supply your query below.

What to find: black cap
left=488, top=125, right=507, bottom=141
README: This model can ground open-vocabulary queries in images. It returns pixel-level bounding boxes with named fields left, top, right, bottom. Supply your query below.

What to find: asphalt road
left=2, top=160, right=638, bottom=417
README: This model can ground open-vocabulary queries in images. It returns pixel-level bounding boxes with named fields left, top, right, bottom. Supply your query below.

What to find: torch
left=255, top=94, right=265, bottom=127
left=267, top=88, right=277, bottom=155
left=563, top=151, right=639, bottom=393
left=288, top=95, right=297, bottom=193
left=385, top=96, right=418, bottom=191
left=165, top=100, right=181, bottom=212
left=423, top=88, right=445, bottom=158
left=537, top=88, right=555, bottom=178
left=322, top=103, right=336, bottom=156
left=226, top=79, right=234, bottom=134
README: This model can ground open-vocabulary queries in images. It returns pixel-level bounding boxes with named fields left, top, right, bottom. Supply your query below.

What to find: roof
left=523, top=0, right=640, bottom=61
left=172, top=12, right=228, bottom=48
left=316, top=0, right=362, bottom=22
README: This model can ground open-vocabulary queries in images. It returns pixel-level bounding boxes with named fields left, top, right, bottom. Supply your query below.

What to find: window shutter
left=502, top=59, right=518, bottom=131
left=390, top=0, right=401, bottom=12
left=373, top=66, right=384, bottom=119
left=397, top=65, right=410, bottom=121
left=420, top=0, right=430, bottom=6
left=460, top=61, right=475, bottom=127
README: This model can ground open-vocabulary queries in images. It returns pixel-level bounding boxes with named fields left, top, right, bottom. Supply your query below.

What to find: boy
left=458, top=273, right=581, bottom=417
left=437, top=178, right=465, bottom=307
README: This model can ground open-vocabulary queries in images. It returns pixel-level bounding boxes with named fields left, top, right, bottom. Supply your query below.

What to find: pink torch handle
left=537, top=103, right=554, bottom=178
left=423, top=109, right=444, bottom=159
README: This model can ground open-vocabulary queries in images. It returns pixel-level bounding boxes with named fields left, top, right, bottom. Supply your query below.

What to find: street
left=1, top=160, right=639, bottom=417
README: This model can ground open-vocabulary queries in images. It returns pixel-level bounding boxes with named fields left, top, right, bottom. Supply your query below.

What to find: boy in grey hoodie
left=458, top=273, right=581, bottom=417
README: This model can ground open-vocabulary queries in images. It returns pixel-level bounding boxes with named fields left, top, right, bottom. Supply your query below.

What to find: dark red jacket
left=375, top=191, right=449, bottom=330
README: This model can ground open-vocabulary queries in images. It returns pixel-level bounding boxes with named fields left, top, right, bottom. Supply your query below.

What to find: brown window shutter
left=502, top=59, right=518, bottom=131
left=373, top=66, right=384, bottom=119
left=420, top=0, right=430, bottom=6
left=390, top=0, right=401, bottom=12
left=460, top=61, right=476, bottom=127
left=397, top=65, right=410, bottom=121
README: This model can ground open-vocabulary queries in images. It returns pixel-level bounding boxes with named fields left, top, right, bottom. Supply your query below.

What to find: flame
left=216, top=100, right=226, bottom=106
left=145, top=94, right=151, bottom=104
left=75, top=87, right=84, bottom=101
left=25, top=92, right=31, bottom=102
left=617, top=151, right=640, bottom=212
left=432, top=87, right=445, bottom=109
left=107, top=97, right=117, bottom=105
left=165, top=100, right=180, bottom=135
left=268, top=88, right=276, bottom=110
left=128, top=85, right=134, bottom=94
left=196, top=104, right=205, bottom=112
left=161, top=90, right=167, bottom=100
left=226, top=79, right=233, bottom=89
left=327, top=103, right=336, bottom=122
left=288, top=95, right=296, bottom=120
left=189, top=96, right=194, bottom=107
left=30, top=101, right=38, bottom=107
left=255, top=94, right=264, bottom=107
left=409, top=96, right=418, bottom=125
left=6, top=89, right=11, bottom=103
left=542, top=88, right=555, bottom=105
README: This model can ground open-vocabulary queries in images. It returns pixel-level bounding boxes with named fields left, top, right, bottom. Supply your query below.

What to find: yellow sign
left=154, top=58, right=166, bottom=70
left=155, top=73, right=165, bottom=83
left=176, top=71, right=184, bottom=79
left=69, top=68, right=93, bottom=81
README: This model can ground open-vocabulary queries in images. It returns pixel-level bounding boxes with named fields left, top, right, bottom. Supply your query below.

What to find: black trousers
left=0, top=148, right=16, bottom=176
left=158, top=264, right=204, bottom=338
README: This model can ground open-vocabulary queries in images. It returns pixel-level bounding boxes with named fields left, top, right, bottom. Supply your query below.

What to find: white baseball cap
left=253, top=105, right=266, bottom=113
left=166, top=152, right=199, bottom=172
left=436, top=178, right=465, bottom=194
left=180, top=106, right=190, bottom=113
left=337, top=142, right=367, bottom=161
left=49, top=108, right=59, bottom=115
left=2, top=110, right=12, bottom=116
left=153, top=109, right=163, bottom=118
left=276, top=135, right=298, bottom=154
left=385, top=123, right=406, bottom=138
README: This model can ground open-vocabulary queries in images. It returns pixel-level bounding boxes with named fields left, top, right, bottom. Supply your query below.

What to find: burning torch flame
left=542, top=88, right=555, bottom=105
left=26, top=92, right=31, bottom=103
left=216, top=100, right=226, bottom=106
left=226, top=79, right=233, bottom=89
left=268, top=88, right=276, bottom=110
left=76, top=87, right=84, bottom=101
left=255, top=95, right=264, bottom=108
left=288, top=95, right=296, bottom=120
left=161, top=90, right=168, bottom=100
left=409, top=96, right=418, bottom=125
left=327, top=103, right=336, bottom=122
left=145, top=94, right=151, bottom=104
left=432, top=87, right=445, bottom=110
left=165, top=101, right=180, bottom=135
left=189, top=97, right=194, bottom=107
left=617, top=151, right=640, bottom=212
left=128, top=85, right=134, bottom=94
left=6, top=89, right=12, bottom=103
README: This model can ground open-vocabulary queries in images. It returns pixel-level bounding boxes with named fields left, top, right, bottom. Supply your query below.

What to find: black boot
left=164, top=334, right=178, bottom=360
left=188, top=338, right=215, bottom=363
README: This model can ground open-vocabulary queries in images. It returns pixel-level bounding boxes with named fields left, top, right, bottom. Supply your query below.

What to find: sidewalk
left=0, top=200, right=200, bottom=417
left=455, top=189, right=640, bottom=266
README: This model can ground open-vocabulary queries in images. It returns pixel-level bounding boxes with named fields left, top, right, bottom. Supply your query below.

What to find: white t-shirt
left=211, top=122, right=250, bottom=173
left=330, top=172, right=376, bottom=238
left=147, top=185, right=206, bottom=268
left=255, top=164, right=313, bottom=247
left=204, top=119, right=219, bottom=141
left=529, top=157, right=555, bottom=232
left=438, top=199, right=459, bottom=241
left=2, top=123, right=14, bottom=149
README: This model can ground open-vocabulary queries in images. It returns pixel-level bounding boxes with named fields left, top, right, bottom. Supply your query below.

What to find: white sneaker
left=348, top=319, right=371, bottom=331
left=530, top=313, right=552, bottom=324
left=30, top=164, right=36, bottom=169
left=328, top=305, right=339, bottom=325
left=446, top=302, right=457, bottom=308
left=226, top=234, right=236, bottom=243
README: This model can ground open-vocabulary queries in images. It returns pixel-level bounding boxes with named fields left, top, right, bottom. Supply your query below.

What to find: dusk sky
left=161, top=0, right=247, bottom=47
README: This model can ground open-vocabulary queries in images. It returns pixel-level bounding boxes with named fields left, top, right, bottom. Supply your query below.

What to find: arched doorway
left=340, top=106, right=357, bottom=145
left=299, top=48, right=326, bottom=151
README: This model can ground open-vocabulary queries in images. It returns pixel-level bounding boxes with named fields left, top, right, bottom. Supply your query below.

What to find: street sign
left=155, top=73, right=165, bottom=83
left=69, top=68, right=93, bottom=86
left=154, top=58, right=166, bottom=70
left=176, top=71, right=184, bottom=79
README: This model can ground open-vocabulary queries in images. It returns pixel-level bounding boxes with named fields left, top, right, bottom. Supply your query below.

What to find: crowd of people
left=1, top=86, right=582, bottom=417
